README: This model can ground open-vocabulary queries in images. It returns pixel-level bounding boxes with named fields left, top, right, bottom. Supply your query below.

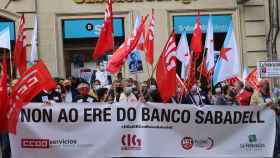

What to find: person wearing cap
left=75, top=82, right=97, bottom=103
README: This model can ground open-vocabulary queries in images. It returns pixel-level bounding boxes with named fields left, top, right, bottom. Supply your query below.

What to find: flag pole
left=149, top=60, right=159, bottom=81
left=145, top=61, right=151, bottom=78
left=198, top=47, right=207, bottom=82
left=6, top=49, right=13, bottom=81
left=183, top=50, right=194, bottom=85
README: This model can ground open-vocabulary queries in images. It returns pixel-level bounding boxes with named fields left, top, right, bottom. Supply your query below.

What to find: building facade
left=0, top=0, right=277, bottom=81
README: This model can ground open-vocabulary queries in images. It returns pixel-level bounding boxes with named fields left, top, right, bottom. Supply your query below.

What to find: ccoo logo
left=21, top=139, right=49, bottom=149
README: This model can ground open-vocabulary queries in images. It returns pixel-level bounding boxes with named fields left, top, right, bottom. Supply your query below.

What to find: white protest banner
left=10, top=102, right=276, bottom=158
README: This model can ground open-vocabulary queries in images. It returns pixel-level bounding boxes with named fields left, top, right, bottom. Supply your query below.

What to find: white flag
left=213, top=22, right=241, bottom=85
left=181, top=63, right=188, bottom=80
left=0, top=27, right=11, bottom=50
left=205, top=15, right=215, bottom=71
left=176, top=31, right=190, bottom=65
left=30, top=15, right=38, bottom=64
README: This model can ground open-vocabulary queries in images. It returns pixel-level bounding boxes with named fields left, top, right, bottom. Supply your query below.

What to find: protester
left=147, top=83, right=162, bottom=102
left=88, top=80, right=100, bottom=100
left=119, top=86, right=138, bottom=102
left=96, top=87, right=109, bottom=102
left=75, top=82, right=98, bottom=103
left=250, top=79, right=273, bottom=106
left=212, top=84, right=233, bottom=105
left=236, top=85, right=254, bottom=106
left=0, top=134, right=10, bottom=158
left=32, top=88, right=62, bottom=103
left=181, top=84, right=203, bottom=105
left=198, top=86, right=212, bottom=105
left=112, top=80, right=123, bottom=102
left=62, top=79, right=77, bottom=103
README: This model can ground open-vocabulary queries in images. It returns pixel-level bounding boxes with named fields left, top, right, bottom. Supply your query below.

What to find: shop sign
left=173, top=15, right=232, bottom=34
left=73, top=0, right=197, bottom=4
left=258, top=61, right=280, bottom=78
left=0, top=22, right=15, bottom=41
left=63, top=18, right=124, bottom=39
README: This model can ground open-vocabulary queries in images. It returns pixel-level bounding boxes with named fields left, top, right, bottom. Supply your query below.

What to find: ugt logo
left=121, top=133, right=142, bottom=150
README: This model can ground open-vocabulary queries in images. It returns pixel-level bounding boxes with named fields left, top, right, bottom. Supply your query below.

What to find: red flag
left=0, top=49, right=9, bottom=133
left=156, top=32, right=177, bottom=103
left=236, top=90, right=253, bottom=106
left=245, top=68, right=261, bottom=91
left=190, top=12, right=202, bottom=60
left=185, top=54, right=197, bottom=91
left=14, top=15, right=27, bottom=76
left=225, top=76, right=240, bottom=86
left=106, top=16, right=147, bottom=73
left=92, top=0, right=114, bottom=60
left=7, top=60, right=56, bottom=133
left=176, top=74, right=186, bottom=97
left=198, top=58, right=212, bottom=81
left=144, top=9, right=155, bottom=65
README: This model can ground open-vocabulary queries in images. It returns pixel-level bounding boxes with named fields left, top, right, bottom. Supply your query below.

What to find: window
left=173, top=15, right=232, bottom=88
left=62, top=18, right=125, bottom=78
left=0, top=17, right=16, bottom=76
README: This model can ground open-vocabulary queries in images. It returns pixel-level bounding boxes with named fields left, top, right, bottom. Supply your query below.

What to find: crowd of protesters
left=25, top=71, right=280, bottom=111
left=1, top=70, right=280, bottom=158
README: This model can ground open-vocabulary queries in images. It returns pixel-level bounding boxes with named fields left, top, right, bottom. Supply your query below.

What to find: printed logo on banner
left=181, top=137, right=194, bottom=150
left=21, top=139, right=49, bottom=149
left=121, top=134, right=142, bottom=150
left=181, top=136, right=214, bottom=150
left=21, top=138, right=93, bottom=149
left=240, top=134, right=265, bottom=151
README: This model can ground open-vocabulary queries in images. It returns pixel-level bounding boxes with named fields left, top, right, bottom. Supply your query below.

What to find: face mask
left=65, top=85, right=71, bottom=91
left=79, top=87, right=89, bottom=96
left=55, top=88, right=62, bottom=93
left=95, top=85, right=102, bottom=90
left=229, top=90, right=236, bottom=98
left=100, top=66, right=104, bottom=72
left=115, top=87, right=123, bottom=93
left=150, top=85, right=157, bottom=91
left=132, top=85, right=137, bottom=89
left=124, top=87, right=133, bottom=95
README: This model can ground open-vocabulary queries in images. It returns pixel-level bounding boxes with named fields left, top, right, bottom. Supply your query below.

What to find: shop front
left=0, top=0, right=270, bottom=80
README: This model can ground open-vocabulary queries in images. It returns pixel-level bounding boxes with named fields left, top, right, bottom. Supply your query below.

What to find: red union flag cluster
left=92, top=0, right=114, bottom=60
left=8, top=60, right=56, bottom=133
left=106, top=16, right=147, bottom=73
left=145, top=9, right=155, bottom=65
left=156, top=31, right=177, bottom=103
left=14, top=15, right=27, bottom=76
left=0, top=50, right=9, bottom=133
left=245, top=68, right=261, bottom=91
left=190, top=11, right=202, bottom=60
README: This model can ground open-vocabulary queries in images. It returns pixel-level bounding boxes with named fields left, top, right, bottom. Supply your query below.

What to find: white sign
left=258, top=61, right=280, bottom=78
left=79, top=68, right=92, bottom=83
left=10, top=103, right=276, bottom=158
